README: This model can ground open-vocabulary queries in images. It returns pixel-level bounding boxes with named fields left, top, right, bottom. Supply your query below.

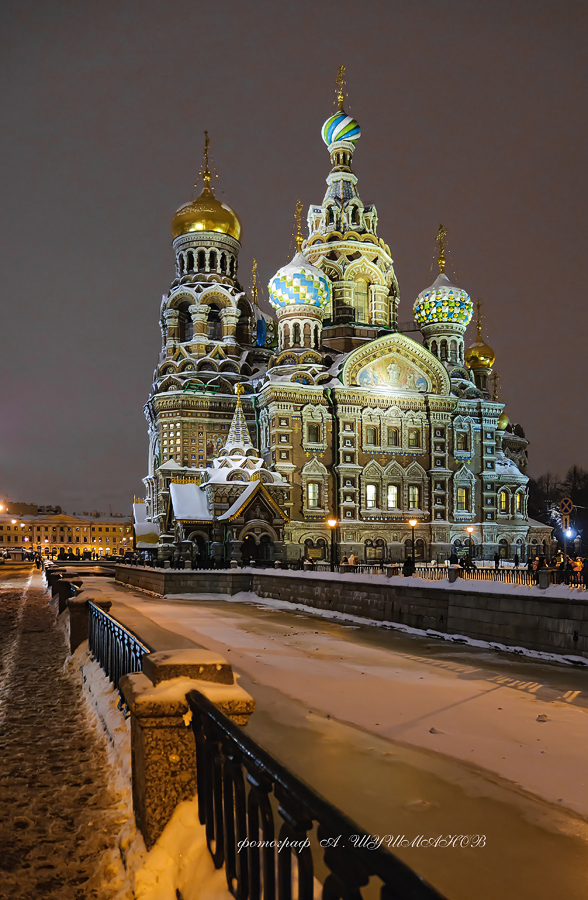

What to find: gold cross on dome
left=436, top=224, right=447, bottom=273
left=336, top=65, right=346, bottom=110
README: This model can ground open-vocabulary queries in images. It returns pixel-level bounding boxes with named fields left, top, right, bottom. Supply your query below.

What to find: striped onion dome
left=321, top=110, right=361, bottom=147
left=414, top=273, right=473, bottom=328
left=267, top=252, right=331, bottom=310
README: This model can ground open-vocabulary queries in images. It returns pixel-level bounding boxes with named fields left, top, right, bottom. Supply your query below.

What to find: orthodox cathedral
left=137, top=74, right=551, bottom=564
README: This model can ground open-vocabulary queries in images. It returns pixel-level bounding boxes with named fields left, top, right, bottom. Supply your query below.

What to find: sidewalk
left=0, top=567, right=132, bottom=900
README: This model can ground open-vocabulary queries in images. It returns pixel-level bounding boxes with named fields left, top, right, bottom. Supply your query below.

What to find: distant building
left=139, top=80, right=552, bottom=564
left=0, top=511, right=133, bottom=557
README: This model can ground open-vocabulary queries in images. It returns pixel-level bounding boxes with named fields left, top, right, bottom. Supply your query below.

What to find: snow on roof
left=134, top=522, right=160, bottom=546
left=169, top=482, right=212, bottom=521
left=495, top=454, right=525, bottom=477
left=218, top=482, right=259, bottom=521
left=158, top=459, right=182, bottom=470
left=133, top=503, right=147, bottom=524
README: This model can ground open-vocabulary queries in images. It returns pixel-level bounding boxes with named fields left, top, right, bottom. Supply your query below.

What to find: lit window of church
left=365, top=427, right=378, bottom=446
left=307, top=424, right=320, bottom=443
left=408, top=430, right=420, bottom=449
left=408, top=485, right=420, bottom=508
left=307, top=483, right=320, bottom=508
left=387, top=427, right=399, bottom=445
left=457, top=488, right=469, bottom=511
left=387, top=485, right=398, bottom=509
left=456, top=432, right=468, bottom=451
left=366, top=484, right=377, bottom=508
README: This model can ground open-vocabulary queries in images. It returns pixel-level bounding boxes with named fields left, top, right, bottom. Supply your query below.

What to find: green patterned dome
left=414, top=273, right=473, bottom=327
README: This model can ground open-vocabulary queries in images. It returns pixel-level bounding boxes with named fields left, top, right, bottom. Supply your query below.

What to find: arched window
left=187, top=251, right=194, bottom=273
left=440, top=340, right=448, bottom=360
left=457, top=487, right=469, bottom=511
left=450, top=340, right=457, bottom=362
left=197, top=250, right=206, bottom=271
left=220, top=253, right=227, bottom=274
left=431, top=340, right=438, bottom=357
left=366, top=484, right=378, bottom=508
left=515, top=492, right=523, bottom=513
left=236, top=301, right=251, bottom=346
left=178, top=309, right=193, bottom=343
left=408, top=485, right=421, bottom=509
left=206, top=304, right=222, bottom=340
left=314, top=325, right=320, bottom=349
left=387, top=484, right=399, bottom=509
left=178, top=255, right=185, bottom=275
left=355, top=279, right=369, bottom=323
left=209, top=250, right=217, bottom=271
left=293, top=323, right=301, bottom=345
left=387, top=427, right=399, bottom=446
left=229, top=257, right=235, bottom=278
left=499, top=490, right=508, bottom=514
left=456, top=432, right=468, bottom=451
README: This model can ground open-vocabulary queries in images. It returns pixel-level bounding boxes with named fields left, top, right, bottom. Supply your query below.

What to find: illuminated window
left=307, top=483, right=320, bottom=508
left=457, top=487, right=469, bottom=511
left=387, top=484, right=398, bottom=509
left=516, top=492, right=523, bottom=512
left=307, top=424, right=320, bottom=443
left=499, top=491, right=508, bottom=513
left=408, top=485, right=420, bottom=509
left=365, top=427, right=378, bottom=446
left=366, top=484, right=378, bottom=508
left=456, top=432, right=468, bottom=451
left=355, top=278, right=369, bottom=322
left=408, top=429, right=420, bottom=449
left=387, top=427, right=399, bottom=446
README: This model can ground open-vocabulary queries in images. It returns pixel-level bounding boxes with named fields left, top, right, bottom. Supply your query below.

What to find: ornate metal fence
left=88, top=601, right=151, bottom=698
left=186, top=688, right=447, bottom=900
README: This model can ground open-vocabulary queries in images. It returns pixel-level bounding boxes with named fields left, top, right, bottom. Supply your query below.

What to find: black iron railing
left=186, top=689, right=447, bottom=900
left=88, top=601, right=152, bottom=699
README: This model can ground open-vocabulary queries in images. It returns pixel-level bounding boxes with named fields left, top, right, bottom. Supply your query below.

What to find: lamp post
left=466, top=525, right=474, bottom=561
left=327, top=517, right=338, bottom=572
left=408, top=519, right=417, bottom=567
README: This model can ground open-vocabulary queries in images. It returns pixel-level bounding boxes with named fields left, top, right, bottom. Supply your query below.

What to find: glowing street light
left=408, top=519, right=418, bottom=566
left=327, top=517, right=338, bottom=572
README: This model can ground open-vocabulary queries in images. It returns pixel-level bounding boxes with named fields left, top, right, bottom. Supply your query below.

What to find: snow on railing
left=88, top=601, right=151, bottom=703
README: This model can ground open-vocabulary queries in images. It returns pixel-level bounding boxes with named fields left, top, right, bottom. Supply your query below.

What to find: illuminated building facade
left=140, top=77, right=551, bottom=563
left=0, top=512, right=133, bottom=556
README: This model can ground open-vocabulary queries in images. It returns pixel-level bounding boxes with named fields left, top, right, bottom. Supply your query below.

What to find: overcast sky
left=1, top=0, right=586, bottom=513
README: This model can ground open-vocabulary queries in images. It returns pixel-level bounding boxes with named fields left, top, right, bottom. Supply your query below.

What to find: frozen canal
left=0, top=566, right=131, bottom=900
left=106, top=581, right=588, bottom=900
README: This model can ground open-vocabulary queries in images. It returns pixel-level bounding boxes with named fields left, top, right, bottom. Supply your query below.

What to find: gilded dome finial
left=294, top=199, right=303, bottom=252
left=234, top=382, right=245, bottom=398
left=251, top=258, right=259, bottom=306
left=201, top=130, right=212, bottom=188
left=436, top=224, right=447, bottom=274
left=336, top=64, right=346, bottom=111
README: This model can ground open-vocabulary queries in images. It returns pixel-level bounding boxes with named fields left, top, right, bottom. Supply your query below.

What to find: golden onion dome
left=171, top=184, right=241, bottom=241
left=497, top=411, right=509, bottom=430
left=465, top=322, right=495, bottom=369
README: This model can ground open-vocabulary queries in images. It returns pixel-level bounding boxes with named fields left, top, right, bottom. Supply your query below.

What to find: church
left=137, top=74, right=551, bottom=565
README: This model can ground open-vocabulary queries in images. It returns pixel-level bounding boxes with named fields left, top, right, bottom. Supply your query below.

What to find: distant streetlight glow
left=408, top=519, right=417, bottom=528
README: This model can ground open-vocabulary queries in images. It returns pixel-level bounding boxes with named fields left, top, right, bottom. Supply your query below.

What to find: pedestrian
left=449, top=551, right=458, bottom=566
left=494, top=552, right=500, bottom=570
left=514, top=553, right=519, bottom=569
left=402, top=556, right=414, bottom=577
left=348, top=553, right=358, bottom=570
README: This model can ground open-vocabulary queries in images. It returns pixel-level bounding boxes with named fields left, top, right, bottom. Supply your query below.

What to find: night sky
left=1, top=0, right=586, bottom=513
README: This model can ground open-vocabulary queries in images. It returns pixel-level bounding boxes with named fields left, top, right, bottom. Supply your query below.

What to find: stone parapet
left=120, top=649, right=255, bottom=848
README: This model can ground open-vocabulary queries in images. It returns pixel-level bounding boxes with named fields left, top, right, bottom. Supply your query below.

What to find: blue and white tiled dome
left=413, top=273, right=473, bottom=328
left=267, top=252, right=332, bottom=310
left=321, top=111, right=361, bottom=147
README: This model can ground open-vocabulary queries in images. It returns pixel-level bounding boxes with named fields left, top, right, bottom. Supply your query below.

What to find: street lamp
left=327, top=517, right=338, bottom=572
left=466, top=525, right=474, bottom=560
left=408, top=519, right=417, bottom=567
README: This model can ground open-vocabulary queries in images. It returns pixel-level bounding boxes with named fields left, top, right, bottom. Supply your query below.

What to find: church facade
left=139, top=90, right=551, bottom=565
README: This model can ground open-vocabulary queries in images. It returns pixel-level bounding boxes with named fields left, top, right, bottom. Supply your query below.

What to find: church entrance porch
left=241, top=533, right=275, bottom=565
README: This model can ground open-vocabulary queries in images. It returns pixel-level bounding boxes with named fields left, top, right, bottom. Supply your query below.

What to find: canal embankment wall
left=114, top=566, right=588, bottom=660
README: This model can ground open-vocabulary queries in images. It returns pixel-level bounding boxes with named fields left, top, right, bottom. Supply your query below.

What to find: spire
left=492, top=372, right=500, bottom=401
left=194, top=130, right=214, bottom=195
left=436, top=224, right=447, bottom=274
left=225, top=383, right=254, bottom=450
left=294, top=199, right=303, bottom=253
left=251, top=258, right=259, bottom=305
left=335, top=64, right=346, bottom=111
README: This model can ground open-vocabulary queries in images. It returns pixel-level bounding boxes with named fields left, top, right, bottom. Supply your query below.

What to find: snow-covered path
left=0, top=566, right=131, bottom=900
left=106, top=583, right=588, bottom=900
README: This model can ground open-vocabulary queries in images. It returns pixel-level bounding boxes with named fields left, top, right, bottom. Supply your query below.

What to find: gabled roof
left=218, top=481, right=289, bottom=522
